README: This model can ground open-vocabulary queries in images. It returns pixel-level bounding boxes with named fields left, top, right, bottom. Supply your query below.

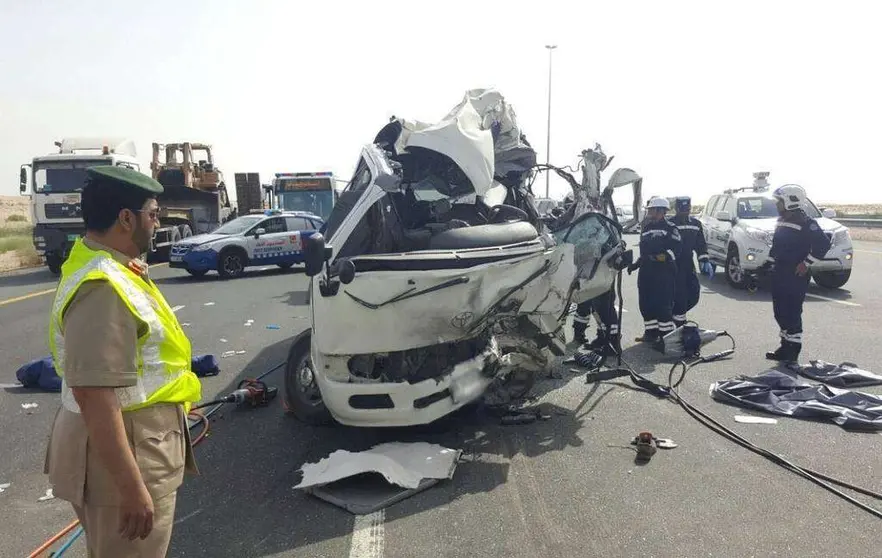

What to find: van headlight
left=833, top=228, right=851, bottom=246
left=190, top=243, right=212, bottom=252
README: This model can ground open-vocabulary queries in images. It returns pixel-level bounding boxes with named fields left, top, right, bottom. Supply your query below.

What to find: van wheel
left=217, top=248, right=246, bottom=279
left=813, top=269, right=851, bottom=289
left=284, top=333, right=333, bottom=425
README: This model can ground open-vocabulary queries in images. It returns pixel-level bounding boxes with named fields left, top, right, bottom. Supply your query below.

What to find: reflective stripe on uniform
left=658, top=321, right=676, bottom=332
left=50, top=241, right=197, bottom=414
left=677, top=225, right=700, bottom=231
left=783, top=331, right=803, bottom=343
left=666, top=249, right=676, bottom=261
left=573, top=314, right=590, bottom=324
left=644, top=320, right=658, bottom=330
left=673, top=314, right=687, bottom=322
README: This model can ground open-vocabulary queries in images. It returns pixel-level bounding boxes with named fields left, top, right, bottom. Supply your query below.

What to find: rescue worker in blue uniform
left=628, top=197, right=681, bottom=342
left=761, top=184, right=832, bottom=363
left=671, top=197, right=714, bottom=328
left=560, top=192, right=620, bottom=354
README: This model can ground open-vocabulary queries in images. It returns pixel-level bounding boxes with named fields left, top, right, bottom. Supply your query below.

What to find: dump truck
left=148, top=142, right=235, bottom=262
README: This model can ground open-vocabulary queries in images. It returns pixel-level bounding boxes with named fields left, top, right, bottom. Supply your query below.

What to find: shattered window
left=552, top=213, right=620, bottom=266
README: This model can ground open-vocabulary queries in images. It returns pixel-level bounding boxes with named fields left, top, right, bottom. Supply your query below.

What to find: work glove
left=627, top=262, right=640, bottom=275
left=700, top=260, right=715, bottom=279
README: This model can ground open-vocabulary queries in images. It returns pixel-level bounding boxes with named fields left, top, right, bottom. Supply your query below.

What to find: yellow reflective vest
left=49, top=239, right=201, bottom=413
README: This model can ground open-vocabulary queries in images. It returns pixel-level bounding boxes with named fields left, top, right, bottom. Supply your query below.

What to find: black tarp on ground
left=709, top=370, right=882, bottom=431
left=796, top=360, right=882, bottom=388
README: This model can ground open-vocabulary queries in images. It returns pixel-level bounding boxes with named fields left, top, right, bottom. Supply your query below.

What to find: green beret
left=86, top=166, right=164, bottom=194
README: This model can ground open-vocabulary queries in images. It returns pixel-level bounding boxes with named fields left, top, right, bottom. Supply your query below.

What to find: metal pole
left=545, top=44, right=557, bottom=199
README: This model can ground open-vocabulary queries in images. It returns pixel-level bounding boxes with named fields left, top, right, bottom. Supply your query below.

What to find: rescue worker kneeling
left=43, top=166, right=201, bottom=557
left=761, top=184, right=832, bottom=364
left=628, top=197, right=681, bottom=342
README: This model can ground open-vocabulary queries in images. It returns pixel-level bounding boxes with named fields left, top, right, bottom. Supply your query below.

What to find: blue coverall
left=671, top=214, right=710, bottom=327
left=634, top=218, right=681, bottom=341
left=766, top=211, right=832, bottom=361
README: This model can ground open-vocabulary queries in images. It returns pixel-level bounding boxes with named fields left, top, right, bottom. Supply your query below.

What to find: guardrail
left=837, top=217, right=882, bottom=229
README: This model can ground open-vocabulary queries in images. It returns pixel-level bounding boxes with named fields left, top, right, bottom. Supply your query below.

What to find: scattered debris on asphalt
left=629, top=432, right=677, bottom=463
left=499, top=406, right=552, bottom=425
left=734, top=415, right=778, bottom=425
left=244, top=319, right=254, bottom=327
left=0, top=483, right=10, bottom=493
left=219, top=338, right=228, bottom=343
left=266, top=325, right=281, bottom=330
left=203, top=302, right=215, bottom=306
left=221, top=351, right=236, bottom=358
left=295, top=442, right=461, bottom=514
left=181, top=322, right=191, bottom=327
left=171, top=305, right=186, bottom=313
left=21, top=402, right=38, bottom=410
left=38, top=488, right=54, bottom=502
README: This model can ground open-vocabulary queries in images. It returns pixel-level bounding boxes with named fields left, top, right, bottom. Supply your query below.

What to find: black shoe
left=766, top=341, right=800, bottom=364
left=597, top=335, right=622, bottom=357
left=637, top=330, right=660, bottom=343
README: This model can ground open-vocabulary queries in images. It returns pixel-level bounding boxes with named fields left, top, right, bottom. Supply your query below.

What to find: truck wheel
left=46, top=253, right=62, bottom=275
left=284, top=333, right=333, bottom=425
left=725, top=246, right=748, bottom=289
left=813, top=269, right=851, bottom=289
left=217, top=248, right=246, bottom=279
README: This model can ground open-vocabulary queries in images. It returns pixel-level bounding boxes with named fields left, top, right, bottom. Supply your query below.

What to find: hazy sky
left=2, top=0, right=880, bottom=204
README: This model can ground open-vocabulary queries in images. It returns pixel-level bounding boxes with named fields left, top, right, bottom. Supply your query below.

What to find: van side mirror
left=253, top=227, right=266, bottom=238
left=716, top=210, right=732, bottom=222
left=304, top=233, right=330, bottom=277
left=822, top=208, right=837, bottom=218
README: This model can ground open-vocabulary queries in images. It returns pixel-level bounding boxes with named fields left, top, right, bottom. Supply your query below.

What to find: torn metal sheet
left=296, top=443, right=461, bottom=515
left=710, top=370, right=882, bottom=431
left=798, top=360, right=882, bottom=388
left=296, top=442, right=461, bottom=491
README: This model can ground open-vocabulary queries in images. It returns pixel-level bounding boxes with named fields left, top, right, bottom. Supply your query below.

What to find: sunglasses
left=136, top=208, right=162, bottom=221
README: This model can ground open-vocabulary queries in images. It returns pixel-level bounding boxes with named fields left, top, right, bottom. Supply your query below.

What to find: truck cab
left=19, top=138, right=140, bottom=274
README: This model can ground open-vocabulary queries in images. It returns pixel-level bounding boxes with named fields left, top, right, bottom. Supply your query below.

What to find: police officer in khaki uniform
left=43, top=166, right=202, bottom=557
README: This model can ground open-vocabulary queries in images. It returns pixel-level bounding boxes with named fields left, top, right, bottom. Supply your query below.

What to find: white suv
left=698, top=184, right=854, bottom=290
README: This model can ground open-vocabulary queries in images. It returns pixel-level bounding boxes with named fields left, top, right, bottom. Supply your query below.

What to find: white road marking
left=805, top=293, right=861, bottom=307
left=349, top=510, right=385, bottom=558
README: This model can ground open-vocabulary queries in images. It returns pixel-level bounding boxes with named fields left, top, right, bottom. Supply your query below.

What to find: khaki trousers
left=73, top=490, right=178, bottom=558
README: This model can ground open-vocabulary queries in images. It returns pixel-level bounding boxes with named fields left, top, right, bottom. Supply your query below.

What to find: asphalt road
left=1, top=241, right=881, bottom=557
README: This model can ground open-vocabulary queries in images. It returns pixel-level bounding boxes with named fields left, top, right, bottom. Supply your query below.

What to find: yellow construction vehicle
left=148, top=141, right=234, bottom=261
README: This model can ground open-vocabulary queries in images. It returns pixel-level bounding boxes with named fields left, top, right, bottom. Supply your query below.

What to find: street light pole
left=545, top=44, right=557, bottom=199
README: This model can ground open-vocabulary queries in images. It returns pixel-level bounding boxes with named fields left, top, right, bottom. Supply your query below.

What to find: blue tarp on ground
left=14, top=354, right=220, bottom=392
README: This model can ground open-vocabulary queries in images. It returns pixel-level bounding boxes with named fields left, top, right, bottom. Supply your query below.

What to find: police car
left=168, top=210, right=324, bottom=278
left=697, top=174, right=854, bottom=290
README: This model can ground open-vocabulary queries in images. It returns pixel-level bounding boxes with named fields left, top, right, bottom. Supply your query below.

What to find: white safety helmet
left=773, top=184, right=807, bottom=211
left=647, top=196, right=670, bottom=210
